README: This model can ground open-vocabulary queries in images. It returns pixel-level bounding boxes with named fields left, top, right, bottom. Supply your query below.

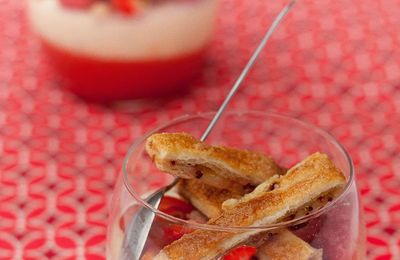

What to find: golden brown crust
left=257, top=230, right=322, bottom=260
left=157, top=152, right=345, bottom=260
left=178, top=178, right=323, bottom=260
left=178, top=179, right=244, bottom=218
left=145, top=132, right=284, bottom=192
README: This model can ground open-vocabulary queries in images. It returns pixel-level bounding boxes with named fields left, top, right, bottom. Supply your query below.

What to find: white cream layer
left=28, top=0, right=217, bottom=60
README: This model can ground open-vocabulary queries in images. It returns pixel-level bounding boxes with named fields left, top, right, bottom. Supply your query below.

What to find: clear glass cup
left=107, top=111, right=366, bottom=260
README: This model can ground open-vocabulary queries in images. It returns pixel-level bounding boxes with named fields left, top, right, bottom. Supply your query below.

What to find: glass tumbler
left=27, top=0, right=218, bottom=102
left=107, top=111, right=366, bottom=259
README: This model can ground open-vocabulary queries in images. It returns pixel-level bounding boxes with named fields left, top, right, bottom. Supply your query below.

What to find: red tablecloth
left=1, top=0, right=399, bottom=259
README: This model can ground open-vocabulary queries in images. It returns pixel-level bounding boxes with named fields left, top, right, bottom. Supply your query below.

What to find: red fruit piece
left=120, top=196, right=193, bottom=230
left=112, top=0, right=136, bottom=14
left=159, top=196, right=194, bottom=219
left=223, top=245, right=257, bottom=260
left=59, top=0, right=96, bottom=9
left=163, top=225, right=194, bottom=245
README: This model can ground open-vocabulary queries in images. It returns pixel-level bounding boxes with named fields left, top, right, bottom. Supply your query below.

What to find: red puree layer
left=42, top=40, right=206, bottom=102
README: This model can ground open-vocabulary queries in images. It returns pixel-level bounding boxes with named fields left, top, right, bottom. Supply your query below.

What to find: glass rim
left=122, top=110, right=355, bottom=232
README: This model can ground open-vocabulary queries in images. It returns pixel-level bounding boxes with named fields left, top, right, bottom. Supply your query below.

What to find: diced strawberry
left=159, top=196, right=194, bottom=219
left=59, top=0, right=96, bottom=9
left=147, top=219, right=193, bottom=248
left=154, top=196, right=195, bottom=246
left=147, top=220, right=167, bottom=248
left=163, top=225, right=194, bottom=244
left=223, top=245, right=257, bottom=260
left=112, top=0, right=136, bottom=14
left=119, top=196, right=193, bottom=231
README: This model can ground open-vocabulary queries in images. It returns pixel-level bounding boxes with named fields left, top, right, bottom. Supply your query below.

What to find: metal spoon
left=121, top=1, right=296, bottom=259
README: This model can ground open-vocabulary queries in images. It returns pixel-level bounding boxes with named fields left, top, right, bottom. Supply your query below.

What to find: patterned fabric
left=1, top=0, right=399, bottom=259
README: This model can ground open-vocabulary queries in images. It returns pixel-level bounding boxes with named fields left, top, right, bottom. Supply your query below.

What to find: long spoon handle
left=200, top=0, right=296, bottom=141
left=121, top=1, right=296, bottom=259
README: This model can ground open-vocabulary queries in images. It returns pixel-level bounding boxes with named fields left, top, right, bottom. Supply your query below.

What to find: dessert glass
left=107, top=111, right=366, bottom=259
left=27, top=0, right=218, bottom=102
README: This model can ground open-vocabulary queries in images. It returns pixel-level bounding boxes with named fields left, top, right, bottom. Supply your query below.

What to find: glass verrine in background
left=27, top=0, right=218, bottom=102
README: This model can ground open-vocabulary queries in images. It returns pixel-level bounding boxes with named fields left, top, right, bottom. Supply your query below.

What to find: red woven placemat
left=1, top=0, right=399, bottom=259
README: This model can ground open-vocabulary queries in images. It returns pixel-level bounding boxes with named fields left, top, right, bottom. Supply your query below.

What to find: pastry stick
left=145, top=133, right=285, bottom=193
left=178, top=180, right=323, bottom=260
left=256, top=230, right=323, bottom=260
left=178, top=179, right=243, bottom=218
left=154, top=153, right=345, bottom=260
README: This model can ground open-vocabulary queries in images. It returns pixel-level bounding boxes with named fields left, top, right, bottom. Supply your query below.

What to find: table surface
left=1, top=0, right=399, bottom=259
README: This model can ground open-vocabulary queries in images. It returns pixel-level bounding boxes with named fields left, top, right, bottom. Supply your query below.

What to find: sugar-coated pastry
left=256, top=230, right=322, bottom=260
left=145, top=132, right=285, bottom=193
left=154, top=153, right=345, bottom=260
